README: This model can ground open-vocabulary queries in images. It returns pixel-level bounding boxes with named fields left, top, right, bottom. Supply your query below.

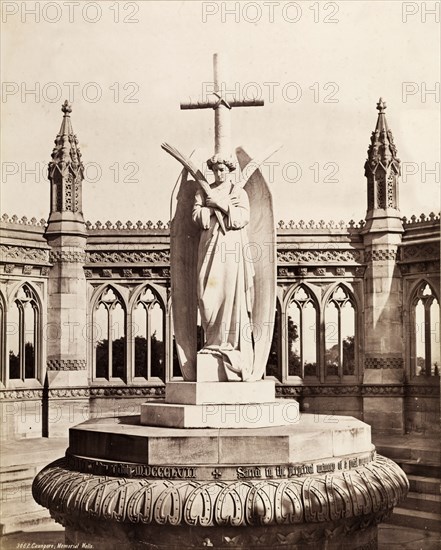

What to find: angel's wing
left=236, top=146, right=277, bottom=381
left=170, top=170, right=199, bottom=380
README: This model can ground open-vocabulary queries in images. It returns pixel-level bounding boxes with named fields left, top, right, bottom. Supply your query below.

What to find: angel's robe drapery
left=192, top=181, right=255, bottom=380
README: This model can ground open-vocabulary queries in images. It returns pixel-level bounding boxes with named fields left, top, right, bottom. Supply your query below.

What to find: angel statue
left=163, top=143, right=277, bottom=382
left=162, top=52, right=277, bottom=382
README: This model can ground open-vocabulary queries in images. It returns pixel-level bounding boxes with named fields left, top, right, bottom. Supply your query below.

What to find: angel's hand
left=230, top=195, right=241, bottom=207
left=205, top=195, right=216, bottom=208
left=206, top=195, right=228, bottom=212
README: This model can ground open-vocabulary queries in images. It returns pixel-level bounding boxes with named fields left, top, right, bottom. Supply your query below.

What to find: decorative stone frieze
left=405, top=385, right=440, bottom=397
left=365, top=249, right=398, bottom=262
left=0, top=245, right=49, bottom=264
left=48, top=388, right=90, bottom=398
left=47, top=359, right=87, bottom=371
left=88, top=386, right=165, bottom=397
left=84, top=266, right=173, bottom=279
left=278, top=249, right=362, bottom=264
left=400, top=243, right=440, bottom=261
left=49, top=250, right=86, bottom=263
left=86, top=250, right=170, bottom=264
left=364, top=357, right=403, bottom=369
left=301, top=385, right=360, bottom=396
left=362, top=386, right=404, bottom=396
left=276, top=386, right=303, bottom=397
left=0, top=386, right=166, bottom=400
left=399, top=260, right=438, bottom=275
left=0, top=389, right=44, bottom=400
left=4, top=384, right=435, bottom=402
left=277, top=267, right=294, bottom=277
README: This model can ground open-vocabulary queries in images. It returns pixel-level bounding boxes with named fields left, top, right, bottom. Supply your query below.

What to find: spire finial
left=376, top=97, right=387, bottom=114
left=61, top=100, right=72, bottom=116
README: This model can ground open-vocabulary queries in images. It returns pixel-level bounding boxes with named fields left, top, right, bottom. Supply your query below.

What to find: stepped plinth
left=32, top=380, right=409, bottom=549
left=141, top=380, right=300, bottom=428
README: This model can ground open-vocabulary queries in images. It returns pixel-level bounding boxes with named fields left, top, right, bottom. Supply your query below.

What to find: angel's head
left=207, top=154, right=236, bottom=184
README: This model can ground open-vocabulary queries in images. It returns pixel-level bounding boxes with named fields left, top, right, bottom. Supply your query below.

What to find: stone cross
left=180, top=53, right=264, bottom=159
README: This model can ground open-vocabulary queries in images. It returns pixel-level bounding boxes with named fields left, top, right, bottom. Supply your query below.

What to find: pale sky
left=1, top=1, right=439, bottom=224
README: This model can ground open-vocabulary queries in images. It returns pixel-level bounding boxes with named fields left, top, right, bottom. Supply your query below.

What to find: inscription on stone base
left=33, top=454, right=409, bottom=529
left=67, top=449, right=376, bottom=480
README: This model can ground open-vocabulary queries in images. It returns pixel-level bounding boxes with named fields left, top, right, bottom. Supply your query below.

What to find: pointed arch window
left=94, top=287, right=126, bottom=381
left=325, top=286, right=356, bottom=379
left=133, top=288, right=165, bottom=380
left=412, top=283, right=440, bottom=377
left=8, top=285, right=39, bottom=381
left=287, top=286, right=319, bottom=378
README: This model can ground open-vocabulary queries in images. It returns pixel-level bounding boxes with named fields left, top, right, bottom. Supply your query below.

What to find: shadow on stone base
left=63, top=516, right=382, bottom=550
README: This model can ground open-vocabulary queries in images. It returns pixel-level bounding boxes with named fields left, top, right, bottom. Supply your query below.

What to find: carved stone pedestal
left=33, top=409, right=408, bottom=550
